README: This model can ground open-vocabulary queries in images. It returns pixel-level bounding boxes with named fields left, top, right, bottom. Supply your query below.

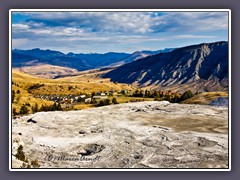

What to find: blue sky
left=11, top=11, right=229, bottom=54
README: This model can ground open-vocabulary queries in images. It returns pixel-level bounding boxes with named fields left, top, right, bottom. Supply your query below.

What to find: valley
left=11, top=41, right=229, bottom=169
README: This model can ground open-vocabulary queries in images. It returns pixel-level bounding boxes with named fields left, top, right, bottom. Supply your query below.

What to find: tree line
left=132, top=89, right=194, bottom=103
left=13, top=102, right=62, bottom=116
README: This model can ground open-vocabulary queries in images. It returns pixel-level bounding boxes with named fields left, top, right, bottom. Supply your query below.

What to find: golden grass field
left=12, top=69, right=137, bottom=113
left=12, top=69, right=228, bottom=114
left=12, top=69, right=134, bottom=95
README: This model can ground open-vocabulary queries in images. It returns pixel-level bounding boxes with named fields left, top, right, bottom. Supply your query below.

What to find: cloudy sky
left=11, top=11, right=229, bottom=54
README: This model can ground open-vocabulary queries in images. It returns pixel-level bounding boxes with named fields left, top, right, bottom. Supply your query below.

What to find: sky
left=11, top=11, right=229, bottom=54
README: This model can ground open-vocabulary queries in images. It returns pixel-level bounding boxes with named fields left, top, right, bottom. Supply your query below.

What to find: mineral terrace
left=12, top=101, right=228, bottom=169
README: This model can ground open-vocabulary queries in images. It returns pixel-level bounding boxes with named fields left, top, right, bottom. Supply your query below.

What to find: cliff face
left=103, top=41, right=228, bottom=91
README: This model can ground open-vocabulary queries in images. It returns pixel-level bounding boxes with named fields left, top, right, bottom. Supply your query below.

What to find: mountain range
left=12, top=41, right=228, bottom=92
left=12, top=48, right=174, bottom=70
left=103, top=41, right=228, bottom=92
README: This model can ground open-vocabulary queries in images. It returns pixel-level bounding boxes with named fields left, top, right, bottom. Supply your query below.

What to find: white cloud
left=12, top=24, right=29, bottom=30
left=11, top=11, right=229, bottom=53
left=15, top=11, right=229, bottom=34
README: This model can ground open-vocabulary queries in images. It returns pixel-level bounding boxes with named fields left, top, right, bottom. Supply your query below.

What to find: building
left=80, top=95, right=86, bottom=98
left=85, top=98, right=92, bottom=103
left=93, top=95, right=108, bottom=99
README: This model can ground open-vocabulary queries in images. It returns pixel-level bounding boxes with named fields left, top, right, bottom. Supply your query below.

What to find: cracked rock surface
left=12, top=101, right=228, bottom=168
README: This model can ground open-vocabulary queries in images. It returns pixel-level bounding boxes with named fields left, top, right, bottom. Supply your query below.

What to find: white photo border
left=9, top=9, right=231, bottom=171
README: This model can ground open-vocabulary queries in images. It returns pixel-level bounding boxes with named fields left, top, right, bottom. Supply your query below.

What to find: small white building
left=80, top=95, right=86, bottom=98
left=85, top=98, right=92, bottom=103
left=93, top=95, right=108, bottom=99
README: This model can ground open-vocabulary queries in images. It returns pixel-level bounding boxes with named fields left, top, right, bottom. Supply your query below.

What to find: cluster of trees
left=132, top=89, right=168, bottom=98
left=154, top=90, right=194, bottom=103
left=13, top=102, right=62, bottom=116
left=131, top=89, right=194, bottom=103
left=19, top=104, right=29, bottom=114
left=112, top=97, right=118, bottom=104
left=12, top=104, right=30, bottom=116
left=15, top=145, right=40, bottom=168
left=97, top=98, right=118, bottom=107
left=38, top=102, right=62, bottom=112
left=97, top=99, right=110, bottom=107
left=179, top=90, right=194, bottom=101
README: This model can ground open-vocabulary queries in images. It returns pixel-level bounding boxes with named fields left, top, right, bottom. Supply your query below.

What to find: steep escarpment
left=103, top=41, right=228, bottom=92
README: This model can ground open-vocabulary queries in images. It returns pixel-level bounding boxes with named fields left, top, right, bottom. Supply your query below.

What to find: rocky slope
left=103, top=41, right=228, bottom=92
left=12, top=101, right=228, bottom=169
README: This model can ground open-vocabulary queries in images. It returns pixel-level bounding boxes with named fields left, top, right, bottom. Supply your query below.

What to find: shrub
left=180, top=90, right=194, bottom=101
left=31, top=159, right=40, bottom=168
left=112, top=97, right=118, bottom=104
left=31, top=103, right=39, bottom=113
left=97, top=99, right=110, bottom=106
left=19, top=104, right=29, bottom=115
left=13, top=107, right=18, bottom=116
left=39, top=102, right=62, bottom=112
left=104, top=99, right=110, bottom=105
left=98, top=100, right=105, bottom=107
left=15, top=145, right=26, bottom=162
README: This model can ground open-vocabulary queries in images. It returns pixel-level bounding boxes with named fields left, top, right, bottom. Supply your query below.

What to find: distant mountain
left=12, top=52, right=90, bottom=71
left=12, top=48, right=173, bottom=71
left=103, top=41, right=228, bottom=92
left=141, top=48, right=175, bottom=55
left=110, top=48, right=175, bottom=66
left=67, top=52, right=130, bottom=68
left=13, top=48, right=65, bottom=58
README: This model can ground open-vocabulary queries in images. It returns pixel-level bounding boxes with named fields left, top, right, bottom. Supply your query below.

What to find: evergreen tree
left=112, top=97, right=118, bottom=104
left=98, top=100, right=104, bottom=106
left=57, top=102, right=62, bottom=110
left=31, top=103, right=39, bottom=113
left=52, top=102, right=57, bottom=111
left=180, top=90, right=194, bottom=101
left=104, top=99, right=110, bottom=105
left=40, top=105, right=45, bottom=111
left=20, top=104, right=29, bottom=115
left=15, top=145, right=26, bottom=161
left=31, top=159, right=40, bottom=168
left=13, top=107, right=17, bottom=116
